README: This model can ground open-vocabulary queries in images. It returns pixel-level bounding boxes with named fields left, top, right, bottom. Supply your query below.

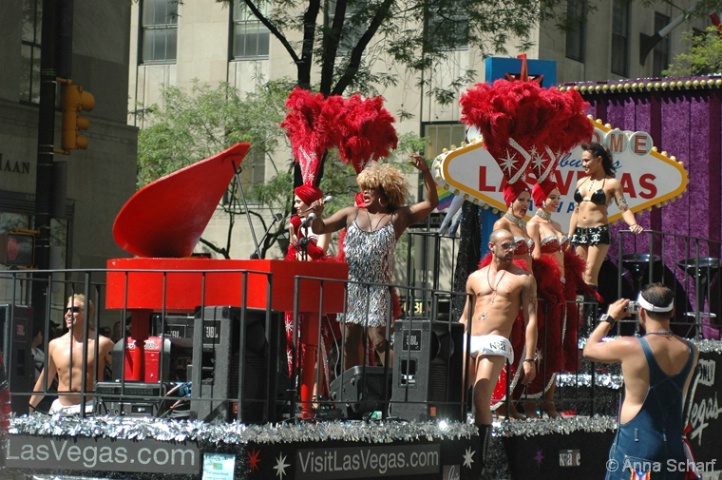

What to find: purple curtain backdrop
left=570, top=77, right=722, bottom=337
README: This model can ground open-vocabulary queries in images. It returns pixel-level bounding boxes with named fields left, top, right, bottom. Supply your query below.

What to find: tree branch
left=242, top=0, right=302, bottom=66
left=332, top=0, right=395, bottom=96
left=319, top=0, right=347, bottom=94
left=299, top=0, right=323, bottom=89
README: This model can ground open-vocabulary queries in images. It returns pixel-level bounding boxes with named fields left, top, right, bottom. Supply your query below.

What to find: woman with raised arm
left=310, top=157, right=438, bottom=371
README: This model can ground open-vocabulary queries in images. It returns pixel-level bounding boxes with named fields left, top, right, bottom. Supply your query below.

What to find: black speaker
left=151, top=312, right=195, bottom=339
left=329, top=366, right=393, bottom=419
left=388, top=319, right=464, bottom=421
left=190, top=306, right=271, bottom=423
left=0, top=304, right=33, bottom=415
left=95, top=381, right=170, bottom=417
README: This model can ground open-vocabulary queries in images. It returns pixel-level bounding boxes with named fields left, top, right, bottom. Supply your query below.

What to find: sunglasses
left=64, top=306, right=82, bottom=313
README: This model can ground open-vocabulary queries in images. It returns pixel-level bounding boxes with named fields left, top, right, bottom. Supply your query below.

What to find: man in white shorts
left=30, top=294, right=114, bottom=416
left=49, top=399, right=95, bottom=415
left=466, top=334, right=514, bottom=364
left=461, top=229, right=538, bottom=474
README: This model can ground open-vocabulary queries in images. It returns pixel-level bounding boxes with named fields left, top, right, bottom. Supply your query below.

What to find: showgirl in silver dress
left=343, top=217, right=396, bottom=327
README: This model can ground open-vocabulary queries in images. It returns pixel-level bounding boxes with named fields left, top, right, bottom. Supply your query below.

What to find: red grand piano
left=106, top=143, right=348, bottom=421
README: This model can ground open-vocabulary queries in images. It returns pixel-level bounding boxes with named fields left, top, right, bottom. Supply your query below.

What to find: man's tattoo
left=529, top=292, right=538, bottom=313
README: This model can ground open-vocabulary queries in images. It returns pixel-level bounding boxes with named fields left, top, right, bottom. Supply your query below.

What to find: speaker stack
left=0, top=304, right=33, bottom=415
left=190, top=306, right=272, bottom=423
left=95, top=381, right=170, bottom=417
left=388, top=318, right=465, bottom=421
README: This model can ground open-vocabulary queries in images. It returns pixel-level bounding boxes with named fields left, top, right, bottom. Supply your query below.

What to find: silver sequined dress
left=341, top=219, right=396, bottom=327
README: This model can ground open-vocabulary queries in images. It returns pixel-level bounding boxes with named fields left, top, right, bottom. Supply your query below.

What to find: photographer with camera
left=583, top=283, right=698, bottom=479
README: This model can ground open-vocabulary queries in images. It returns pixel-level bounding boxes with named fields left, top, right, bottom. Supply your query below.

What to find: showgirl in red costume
left=280, top=88, right=345, bottom=416
left=528, top=180, right=600, bottom=412
left=526, top=180, right=566, bottom=418
left=283, top=184, right=334, bottom=399
left=287, top=185, right=329, bottom=262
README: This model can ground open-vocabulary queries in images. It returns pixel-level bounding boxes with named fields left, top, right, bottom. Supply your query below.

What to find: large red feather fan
left=528, top=87, right=593, bottom=196
left=460, top=65, right=592, bottom=188
left=281, top=87, right=346, bottom=186
left=338, top=94, right=398, bottom=174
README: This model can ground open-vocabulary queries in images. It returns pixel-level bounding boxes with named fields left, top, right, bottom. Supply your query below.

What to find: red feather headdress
left=338, top=94, right=398, bottom=174
left=459, top=57, right=592, bottom=192
left=280, top=87, right=345, bottom=186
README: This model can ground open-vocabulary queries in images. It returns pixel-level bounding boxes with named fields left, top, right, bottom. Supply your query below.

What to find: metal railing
left=4, top=226, right=718, bottom=424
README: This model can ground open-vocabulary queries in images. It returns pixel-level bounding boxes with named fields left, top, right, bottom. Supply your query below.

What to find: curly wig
left=356, top=162, right=408, bottom=210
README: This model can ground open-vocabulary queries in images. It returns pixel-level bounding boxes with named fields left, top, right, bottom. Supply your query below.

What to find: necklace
left=480, top=268, right=507, bottom=321
left=504, top=212, right=526, bottom=230
left=535, top=210, right=552, bottom=221
left=368, top=209, right=388, bottom=231
left=588, top=176, right=605, bottom=194
left=645, top=329, right=674, bottom=336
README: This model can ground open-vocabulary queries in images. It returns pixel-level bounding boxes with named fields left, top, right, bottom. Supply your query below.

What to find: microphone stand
left=251, top=213, right=286, bottom=259
left=231, top=161, right=262, bottom=257
left=297, top=214, right=315, bottom=262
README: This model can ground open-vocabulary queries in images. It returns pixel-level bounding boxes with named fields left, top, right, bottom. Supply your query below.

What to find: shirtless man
left=29, top=294, right=114, bottom=415
left=461, top=229, right=538, bottom=470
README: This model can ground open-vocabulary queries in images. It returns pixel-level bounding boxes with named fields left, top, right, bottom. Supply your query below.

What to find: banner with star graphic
left=239, top=438, right=480, bottom=480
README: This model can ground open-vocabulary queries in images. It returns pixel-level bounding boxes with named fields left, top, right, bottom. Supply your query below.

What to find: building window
left=328, top=0, right=365, bottom=57
left=426, top=0, right=469, bottom=51
left=232, top=0, right=270, bottom=59
left=141, top=0, right=178, bottom=63
left=564, top=0, right=586, bottom=61
left=652, top=12, right=670, bottom=77
left=422, top=123, right=466, bottom=160
left=20, top=0, right=42, bottom=104
left=611, top=0, right=630, bottom=76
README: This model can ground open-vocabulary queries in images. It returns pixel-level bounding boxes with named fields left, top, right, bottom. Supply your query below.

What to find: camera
left=627, top=301, right=639, bottom=314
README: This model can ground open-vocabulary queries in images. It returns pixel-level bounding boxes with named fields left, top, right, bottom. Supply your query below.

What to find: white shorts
left=50, top=398, right=94, bottom=415
left=466, top=334, right=514, bottom=364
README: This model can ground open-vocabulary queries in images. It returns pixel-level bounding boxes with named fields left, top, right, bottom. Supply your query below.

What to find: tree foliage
left=137, top=79, right=294, bottom=258
left=664, top=26, right=722, bottom=77
left=222, top=0, right=572, bottom=104
left=136, top=79, right=425, bottom=258
left=137, top=79, right=292, bottom=188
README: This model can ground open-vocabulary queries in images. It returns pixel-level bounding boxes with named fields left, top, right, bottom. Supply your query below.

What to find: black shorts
left=571, top=225, right=611, bottom=246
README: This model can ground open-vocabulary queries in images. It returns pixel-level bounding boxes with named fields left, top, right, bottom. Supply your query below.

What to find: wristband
left=523, top=358, right=535, bottom=364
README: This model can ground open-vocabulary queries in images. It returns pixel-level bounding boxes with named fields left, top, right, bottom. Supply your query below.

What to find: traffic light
left=61, top=81, right=95, bottom=151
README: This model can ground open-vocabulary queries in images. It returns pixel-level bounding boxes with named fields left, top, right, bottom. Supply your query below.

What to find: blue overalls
left=605, top=337, right=694, bottom=480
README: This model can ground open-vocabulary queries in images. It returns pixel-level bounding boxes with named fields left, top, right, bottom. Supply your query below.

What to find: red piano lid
left=113, top=143, right=250, bottom=258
